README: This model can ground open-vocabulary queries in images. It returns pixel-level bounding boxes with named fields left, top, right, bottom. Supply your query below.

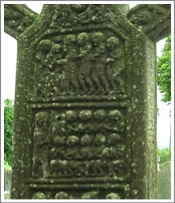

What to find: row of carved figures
left=32, top=143, right=125, bottom=178
left=49, top=159, right=124, bottom=177
left=32, top=109, right=125, bottom=178
left=34, top=109, right=125, bottom=134
left=35, top=32, right=124, bottom=96
left=32, top=158, right=124, bottom=178
left=32, top=190, right=121, bottom=199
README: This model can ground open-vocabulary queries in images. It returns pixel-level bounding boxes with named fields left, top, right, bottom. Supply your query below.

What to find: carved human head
left=37, top=39, right=52, bottom=53
left=106, top=192, right=120, bottom=199
left=108, top=110, right=122, bottom=120
left=32, top=192, right=46, bottom=199
left=94, top=109, right=106, bottom=121
left=94, top=133, right=106, bottom=146
left=54, top=136, right=65, bottom=146
left=67, top=135, right=79, bottom=146
left=51, top=44, right=62, bottom=54
left=79, top=110, right=92, bottom=122
left=91, top=32, right=105, bottom=45
left=108, top=133, right=121, bottom=145
left=81, top=134, right=92, bottom=146
left=55, top=191, right=69, bottom=199
left=107, top=36, right=120, bottom=48
left=35, top=112, right=49, bottom=127
left=78, top=32, right=89, bottom=45
left=64, top=34, right=76, bottom=45
left=65, top=110, right=77, bottom=122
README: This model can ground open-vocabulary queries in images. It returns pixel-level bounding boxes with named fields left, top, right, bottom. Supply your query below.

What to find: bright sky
left=1, top=2, right=172, bottom=149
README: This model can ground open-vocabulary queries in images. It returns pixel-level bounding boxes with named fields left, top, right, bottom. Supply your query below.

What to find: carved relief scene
left=34, top=31, right=125, bottom=98
left=31, top=108, right=126, bottom=180
left=50, top=5, right=107, bottom=28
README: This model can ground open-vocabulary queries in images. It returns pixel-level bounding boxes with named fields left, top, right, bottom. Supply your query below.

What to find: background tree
left=157, top=35, right=171, bottom=103
left=4, top=99, right=14, bottom=166
left=157, top=147, right=171, bottom=163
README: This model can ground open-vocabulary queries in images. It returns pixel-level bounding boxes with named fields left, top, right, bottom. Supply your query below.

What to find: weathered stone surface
left=127, top=4, right=171, bottom=42
left=4, top=4, right=171, bottom=199
left=4, top=4, right=38, bottom=39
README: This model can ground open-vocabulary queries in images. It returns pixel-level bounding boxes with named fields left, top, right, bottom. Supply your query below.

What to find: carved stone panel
left=25, top=105, right=128, bottom=199
left=50, top=5, right=107, bottom=28
left=31, top=108, right=125, bottom=178
left=34, top=31, right=125, bottom=99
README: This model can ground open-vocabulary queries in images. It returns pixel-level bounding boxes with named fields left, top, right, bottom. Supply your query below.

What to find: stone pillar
left=4, top=4, right=171, bottom=199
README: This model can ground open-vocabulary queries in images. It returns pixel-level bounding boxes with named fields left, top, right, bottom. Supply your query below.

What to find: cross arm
left=127, top=4, right=171, bottom=42
left=4, top=4, right=39, bottom=39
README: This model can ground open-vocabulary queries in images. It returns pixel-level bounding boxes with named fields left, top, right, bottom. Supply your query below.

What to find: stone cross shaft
left=4, top=4, right=171, bottom=199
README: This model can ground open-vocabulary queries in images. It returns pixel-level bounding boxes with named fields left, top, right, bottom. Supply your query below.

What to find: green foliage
left=4, top=99, right=14, bottom=166
left=4, top=161, right=12, bottom=170
left=157, top=35, right=171, bottom=103
left=157, top=147, right=171, bottom=163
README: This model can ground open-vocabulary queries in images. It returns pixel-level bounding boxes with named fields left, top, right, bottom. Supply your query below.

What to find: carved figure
left=66, top=135, right=80, bottom=159
left=65, top=110, right=78, bottom=123
left=107, top=36, right=122, bottom=60
left=93, top=109, right=107, bottom=132
left=106, top=192, right=121, bottom=199
left=103, top=144, right=125, bottom=160
left=108, top=133, right=121, bottom=145
left=52, top=113, right=67, bottom=135
left=90, top=5, right=105, bottom=23
left=62, top=34, right=79, bottom=94
left=94, top=109, right=106, bottom=122
left=81, top=191, right=99, bottom=199
left=106, top=36, right=121, bottom=90
left=35, top=39, right=52, bottom=76
left=94, top=133, right=106, bottom=159
left=109, top=160, right=123, bottom=176
left=46, top=43, right=66, bottom=72
left=50, top=135, right=65, bottom=159
left=51, top=5, right=72, bottom=27
left=71, top=5, right=90, bottom=24
left=35, top=40, right=52, bottom=96
left=50, top=159, right=68, bottom=176
left=77, top=32, right=95, bottom=94
left=53, top=135, right=65, bottom=146
left=103, top=110, right=125, bottom=132
left=66, top=110, right=79, bottom=133
left=80, top=134, right=93, bottom=159
left=109, top=109, right=125, bottom=131
left=70, top=110, right=93, bottom=133
left=32, top=112, right=51, bottom=178
left=66, top=161, right=84, bottom=176
left=79, top=110, right=92, bottom=122
left=55, top=191, right=69, bottom=199
left=32, top=192, right=47, bottom=199
left=91, top=32, right=109, bottom=94
left=88, top=159, right=104, bottom=175
left=81, top=134, right=92, bottom=146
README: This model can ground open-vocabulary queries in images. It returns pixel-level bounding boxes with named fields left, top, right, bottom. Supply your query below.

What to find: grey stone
left=4, top=4, right=171, bottom=199
left=158, top=161, right=171, bottom=199
left=4, top=169, right=12, bottom=192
